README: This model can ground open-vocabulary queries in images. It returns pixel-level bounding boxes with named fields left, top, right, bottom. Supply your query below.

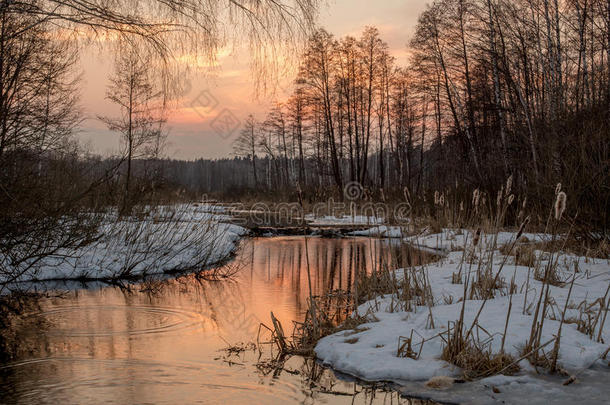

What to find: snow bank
left=306, top=214, right=385, bottom=226
left=406, top=228, right=549, bottom=253
left=346, top=226, right=548, bottom=247
left=349, top=225, right=405, bottom=238
left=315, top=229, right=610, bottom=401
left=1, top=204, right=246, bottom=285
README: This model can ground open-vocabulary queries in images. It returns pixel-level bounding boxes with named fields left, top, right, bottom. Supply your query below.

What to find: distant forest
left=160, top=0, right=609, bottom=229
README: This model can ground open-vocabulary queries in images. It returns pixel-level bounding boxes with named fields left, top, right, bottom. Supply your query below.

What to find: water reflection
left=0, top=236, right=434, bottom=404
left=238, top=236, right=430, bottom=328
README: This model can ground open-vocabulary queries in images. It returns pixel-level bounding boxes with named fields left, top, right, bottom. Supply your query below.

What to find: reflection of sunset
left=1, top=236, right=427, bottom=403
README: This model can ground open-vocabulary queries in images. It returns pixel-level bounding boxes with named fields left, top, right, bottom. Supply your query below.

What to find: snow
left=349, top=225, right=405, bottom=238
left=396, top=367, right=610, bottom=404
left=315, top=228, right=610, bottom=403
left=306, top=214, right=385, bottom=226
left=1, top=204, right=246, bottom=286
left=346, top=226, right=548, bottom=246
left=406, top=228, right=549, bottom=253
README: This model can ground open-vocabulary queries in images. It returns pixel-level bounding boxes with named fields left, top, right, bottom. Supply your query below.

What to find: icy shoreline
left=315, top=228, right=610, bottom=404
left=1, top=204, right=247, bottom=287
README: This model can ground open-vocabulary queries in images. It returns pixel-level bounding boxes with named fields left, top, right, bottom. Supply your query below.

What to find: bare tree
left=5, top=0, right=321, bottom=96
left=0, top=8, right=103, bottom=291
left=299, top=29, right=343, bottom=194
left=0, top=7, right=81, bottom=160
left=233, top=114, right=260, bottom=186
left=99, top=44, right=167, bottom=214
left=213, top=7, right=608, bottom=228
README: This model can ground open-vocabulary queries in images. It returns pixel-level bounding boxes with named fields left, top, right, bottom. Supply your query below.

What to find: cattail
left=506, top=175, right=513, bottom=196
left=403, top=187, right=411, bottom=204
left=554, top=191, right=567, bottom=220
left=508, top=194, right=515, bottom=205
left=473, top=228, right=481, bottom=247
left=555, top=183, right=562, bottom=195
left=516, top=216, right=530, bottom=239
left=460, top=201, right=464, bottom=211
left=522, top=197, right=527, bottom=209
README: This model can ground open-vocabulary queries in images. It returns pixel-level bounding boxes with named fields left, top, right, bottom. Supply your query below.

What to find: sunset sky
left=78, top=0, right=430, bottom=160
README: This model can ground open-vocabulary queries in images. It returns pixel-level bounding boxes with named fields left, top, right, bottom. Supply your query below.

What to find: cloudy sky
left=77, top=0, right=430, bottom=160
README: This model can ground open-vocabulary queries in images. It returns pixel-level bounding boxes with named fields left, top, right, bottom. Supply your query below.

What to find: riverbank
left=0, top=204, right=247, bottom=290
left=314, top=227, right=610, bottom=404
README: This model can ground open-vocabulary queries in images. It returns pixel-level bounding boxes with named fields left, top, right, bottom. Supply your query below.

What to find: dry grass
left=432, top=181, right=599, bottom=380
left=257, top=293, right=375, bottom=359
left=529, top=238, right=609, bottom=259
left=448, top=344, right=519, bottom=380
left=533, top=261, right=566, bottom=287
left=469, top=270, right=506, bottom=300
left=499, top=243, right=538, bottom=267
left=500, top=236, right=610, bottom=263
left=404, top=183, right=604, bottom=381
left=355, top=265, right=434, bottom=313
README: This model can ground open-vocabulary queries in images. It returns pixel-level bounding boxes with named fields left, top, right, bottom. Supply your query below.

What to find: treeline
left=230, top=0, right=609, bottom=229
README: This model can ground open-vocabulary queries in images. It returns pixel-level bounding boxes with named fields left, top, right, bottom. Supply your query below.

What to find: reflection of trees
left=0, top=293, right=55, bottom=405
left=0, top=294, right=49, bottom=363
left=170, top=274, right=261, bottom=338
left=1, top=237, right=434, bottom=362
left=252, top=349, right=426, bottom=404
left=238, top=237, right=428, bottom=321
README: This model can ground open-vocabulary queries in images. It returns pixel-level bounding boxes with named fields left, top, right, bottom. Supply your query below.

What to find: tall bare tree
left=100, top=45, right=167, bottom=214
left=233, top=114, right=260, bottom=186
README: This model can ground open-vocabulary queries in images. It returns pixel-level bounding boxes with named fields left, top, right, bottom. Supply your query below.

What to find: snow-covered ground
left=348, top=225, right=405, bottom=238
left=406, top=228, right=549, bottom=253
left=315, top=229, right=610, bottom=404
left=1, top=204, right=246, bottom=286
left=348, top=226, right=549, bottom=246
left=306, top=214, right=385, bottom=226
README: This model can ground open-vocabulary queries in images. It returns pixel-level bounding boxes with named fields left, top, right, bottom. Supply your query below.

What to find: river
left=0, top=236, right=434, bottom=404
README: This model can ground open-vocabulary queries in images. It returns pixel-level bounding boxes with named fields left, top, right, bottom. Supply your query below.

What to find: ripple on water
left=25, top=305, right=204, bottom=337
left=0, top=356, right=303, bottom=404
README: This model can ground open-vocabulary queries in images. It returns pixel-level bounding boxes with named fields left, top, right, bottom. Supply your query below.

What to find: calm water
left=0, top=236, right=432, bottom=404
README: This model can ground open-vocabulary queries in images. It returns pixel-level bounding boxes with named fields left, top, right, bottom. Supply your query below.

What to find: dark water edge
left=0, top=236, right=438, bottom=404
